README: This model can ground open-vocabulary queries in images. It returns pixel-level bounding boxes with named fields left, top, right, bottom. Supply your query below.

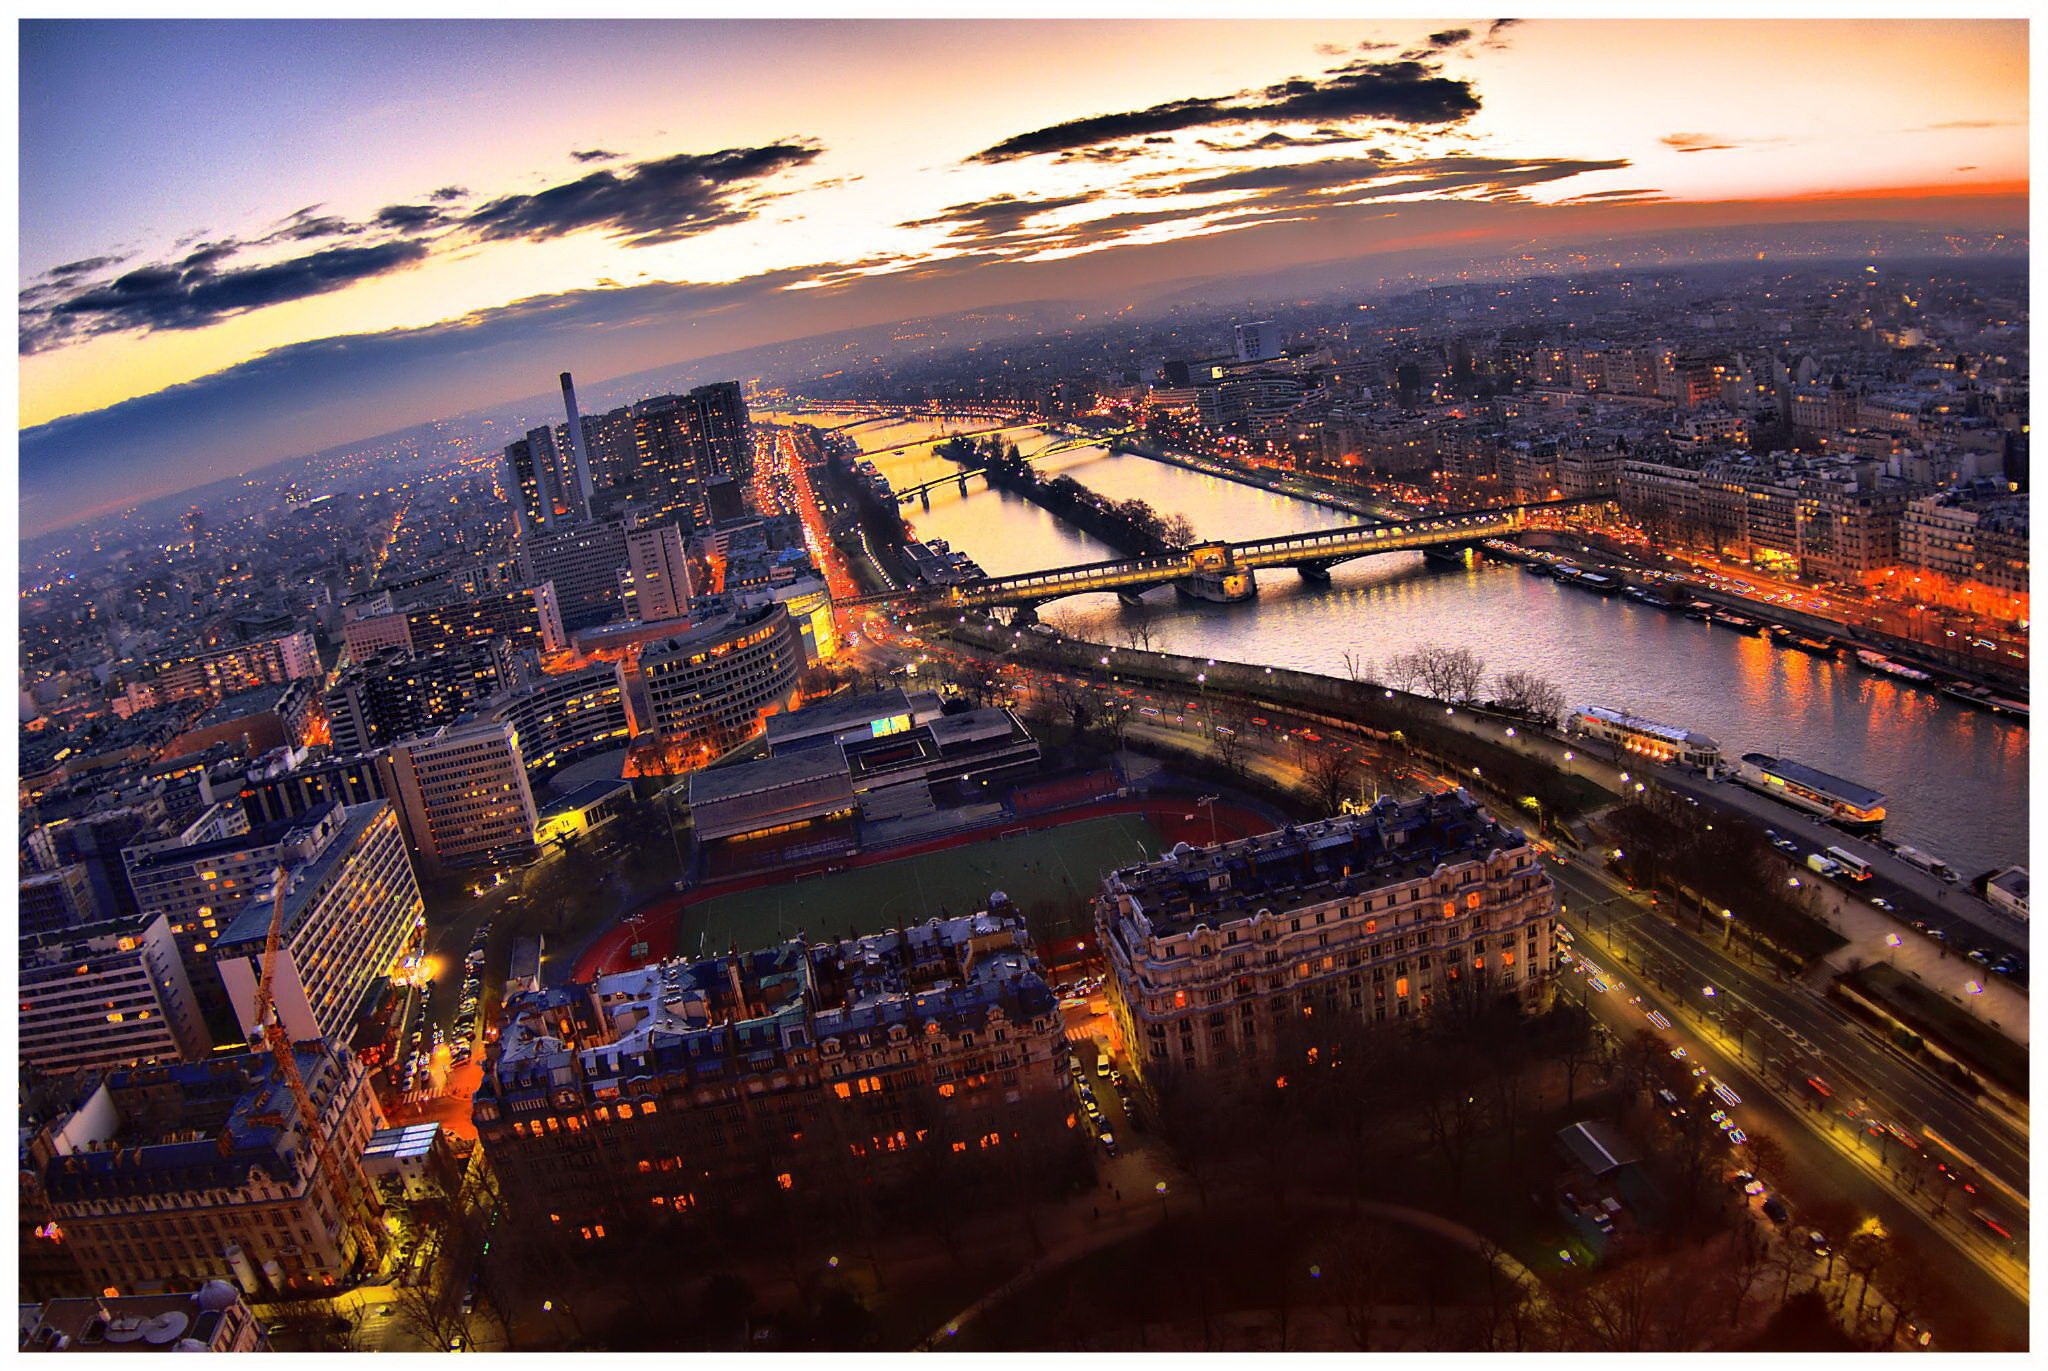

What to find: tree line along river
left=770, top=413, right=2027, bottom=878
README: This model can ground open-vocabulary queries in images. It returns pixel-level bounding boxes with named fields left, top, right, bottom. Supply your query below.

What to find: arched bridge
left=844, top=499, right=1604, bottom=612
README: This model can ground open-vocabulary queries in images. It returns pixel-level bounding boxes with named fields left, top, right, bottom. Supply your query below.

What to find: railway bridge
left=841, top=498, right=1604, bottom=614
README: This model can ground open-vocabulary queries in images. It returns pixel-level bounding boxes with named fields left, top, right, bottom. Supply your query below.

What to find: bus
left=1824, top=846, right=1874, bottom=881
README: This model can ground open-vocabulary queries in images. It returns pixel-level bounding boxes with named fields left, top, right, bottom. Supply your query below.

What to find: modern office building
left=622, top=522, right=693, bottom=622
left=638, top=603, right=803, bottom=759
left=124, top=800, right=383, bottom=1045
left=1097, top=790, right=1558, bottom=1089
left=625, top=383, right=754, bottom=527
left=472, top=908, right=1069, bottom=1233
left=1233, top=320, right=1283, bottom=363
left=381, top=719, right=541, bottom=873
left=19, top=912, right=210, bottom=1075
left=518, top=519, right=631, bottom=630
left=30, top=1043, right=384, bottom=1293
left=20, top=863, right=103, bottom=935
left=479, top=656, right=632, bottom=778
left=236, top=749, right=390, bottom=827
left=505, top=425, right=578, bottom=534
left=324, top=640, right=515, bottom=754
left=212, top=802, right=424, bottom=1045
left=341, top=584, right=566, bottom=660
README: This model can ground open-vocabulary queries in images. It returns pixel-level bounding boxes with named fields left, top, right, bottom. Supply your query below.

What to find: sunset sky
left=17, top=17, right=2029, bottom=534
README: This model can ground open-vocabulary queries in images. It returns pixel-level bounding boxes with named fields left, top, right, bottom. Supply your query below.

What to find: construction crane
left=249, top=866, right=388, bottom=1274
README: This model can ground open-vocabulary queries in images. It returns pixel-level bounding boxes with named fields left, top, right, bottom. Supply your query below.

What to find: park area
left=574, top=796, right=1275, bottom=979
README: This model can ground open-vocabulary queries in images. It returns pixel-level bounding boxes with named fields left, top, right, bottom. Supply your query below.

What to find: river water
left=774, top=414, right=2028, bottom=875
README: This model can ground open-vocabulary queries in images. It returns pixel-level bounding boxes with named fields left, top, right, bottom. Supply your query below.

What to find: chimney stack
left=559, top=372, right=594, bottom=520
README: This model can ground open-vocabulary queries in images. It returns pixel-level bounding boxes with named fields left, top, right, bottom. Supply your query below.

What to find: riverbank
left=1493, top=536, right=2029, bottom=701
left=1104, top=432, right=1393, bottom=520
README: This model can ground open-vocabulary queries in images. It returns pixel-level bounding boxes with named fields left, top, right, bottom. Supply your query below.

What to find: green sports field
left=676, top=812, right=1164, bottom=955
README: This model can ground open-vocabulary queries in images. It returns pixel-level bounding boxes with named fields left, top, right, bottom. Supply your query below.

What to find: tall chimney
left=559, top=371, right=594, bottom=520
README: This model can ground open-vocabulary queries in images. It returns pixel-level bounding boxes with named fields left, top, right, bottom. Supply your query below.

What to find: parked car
left=1761, top=1196, right=1790, bottom=1224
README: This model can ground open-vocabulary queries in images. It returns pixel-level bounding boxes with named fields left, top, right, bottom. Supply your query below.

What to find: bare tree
left=1161, top=513, right=1198, bottom=549
left=1119, top=616, right=1156, bottom=653
left=1494, top=670, right=1567, bottom=725
left=1401, top=644, right=1487, bottom=702
left=1302, top=747, right=1357, bottom=815
left=1211, top=697, right=1250, bottom=776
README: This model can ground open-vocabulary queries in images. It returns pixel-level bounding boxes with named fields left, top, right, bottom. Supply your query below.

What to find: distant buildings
left=117, top=632, right=321, bottom=716
left=29, top=1043, right=383, bottom=1293
left=472, top=907, right=1069, bottom=1233
left=1096, top=791, right=1557, bottom=1088
left=1899, top=487, right=2029, bottom=617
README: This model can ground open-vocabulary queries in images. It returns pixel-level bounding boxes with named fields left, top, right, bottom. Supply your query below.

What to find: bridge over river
left=850, top=498, right=1603, bottom=612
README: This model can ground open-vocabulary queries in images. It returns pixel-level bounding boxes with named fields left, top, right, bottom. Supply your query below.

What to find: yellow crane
left=249, top=866, right=388, bottom=1275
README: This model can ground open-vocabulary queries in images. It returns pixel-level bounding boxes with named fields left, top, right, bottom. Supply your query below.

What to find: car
left=1805, top=1075, right=1834, bottom=1098
left=1669, top=1046, right=1688, bottom=1060
left=1109, top=1069, right=1125, bottom=1089
left=1968, top=948, right=1992, bottom=965
left=1690, top=1065, right=1708, bottom=1078
left=1095, top=1057, right=1112, bottom=1078
left=1929, top=927, right=1949, bottom=941
left=1871, top=897, right=1894, bottom=912
left=1645, top=1011, right=1671, bottom=1030
left=1760, top=1196, right=1790, bottom=1224
left=1805, top=1230, right=1831, bottom=1258
left=1082, top=1101, right=1103, bottom=1123
left=1098, top=1131, right=1118, bottom=1156
left=1909, top=919, right=1929, bottom=933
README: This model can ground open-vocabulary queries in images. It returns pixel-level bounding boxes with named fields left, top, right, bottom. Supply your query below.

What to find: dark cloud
left=23, top=240, right=429, bottom=353
left=571, top=148, right=621, bottom=162
left=1483, top=19, right=1522, bottom=46
left=1426, top=29, right=1472, bottom=48
left=1198, top=128, right=1376, bottom=153
left=177, top=242, right=241, bottom=272
left=901, top=194, right=1095, bottom=241
left=1918, top=119, right=2021, bottom=130
left=463, top=142, right=821, bottom=247
left=374, top=203, right=448, bottom=231
left=429, top=185, right=467, bottom=201
left=1055, top=146, right=1149, bottom=164
left=47, top=254, right=127, bottom=279
left=266, top=213, right=361, bottom=242
left=972, top=57, right=1479, bottom=161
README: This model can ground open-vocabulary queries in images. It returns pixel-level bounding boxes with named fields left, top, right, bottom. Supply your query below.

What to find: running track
left=572, top=795, right=1276, bottom=981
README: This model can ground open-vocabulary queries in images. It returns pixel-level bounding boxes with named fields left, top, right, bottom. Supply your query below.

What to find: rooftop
left=1101, top=790, right=1532, bottom=939
left=214, top=802, right=392, bottom=951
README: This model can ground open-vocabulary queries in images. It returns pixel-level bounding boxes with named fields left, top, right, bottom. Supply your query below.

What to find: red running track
left=572, top=795, right=1274, bottom=981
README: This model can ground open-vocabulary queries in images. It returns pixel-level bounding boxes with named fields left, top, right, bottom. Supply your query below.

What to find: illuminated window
left=833, top=1081, right=851, bottom=1099
left=1441, top=902, right=1456, bottom=919
left=938, top=1083, right=955, bottom=1098
left=777, top=1173, right=794, bottom=1191
left=1466, top=893, right=1481, bottom=910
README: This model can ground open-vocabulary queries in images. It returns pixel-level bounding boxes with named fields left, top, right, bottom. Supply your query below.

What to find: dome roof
left=194, top=1279, right=240, bottom=1312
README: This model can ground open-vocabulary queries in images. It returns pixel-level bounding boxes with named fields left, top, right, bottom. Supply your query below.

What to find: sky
left=16, top=17, right=2029, bottom=535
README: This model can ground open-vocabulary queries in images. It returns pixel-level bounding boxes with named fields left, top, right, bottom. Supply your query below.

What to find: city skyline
left=17, top=16, right=2027, bottom=535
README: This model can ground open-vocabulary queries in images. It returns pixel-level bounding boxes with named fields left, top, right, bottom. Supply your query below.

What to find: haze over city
left=18, top=16, right=2025, bottom=534
left=13, top=12, right=2031, bottom=1359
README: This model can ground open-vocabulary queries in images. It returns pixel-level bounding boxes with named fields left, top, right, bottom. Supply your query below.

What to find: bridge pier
left=956, top=475, right=970, bottom=496
left=1116, top=589, right=1149, bottom=607
left=1293, top=562, right=1333, bottom=585
left=919, top=490, right=931, bottom=510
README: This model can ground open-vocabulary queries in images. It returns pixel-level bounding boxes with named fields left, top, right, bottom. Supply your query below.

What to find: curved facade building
left=639, top=603, right=802, bottom=759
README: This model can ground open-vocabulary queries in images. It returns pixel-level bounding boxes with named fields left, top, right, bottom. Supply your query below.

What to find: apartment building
left=19, top=912, right=209, bottom=1075
left=1097, top=790, right=1558, bottom=1089
left=211, top=801, right=424, bottom=1045
left=380, top=719, right=540, bottom=873
left=30, top=1044, right=383, bottom=1294
left=472, top=909, right=1070, bottom=1234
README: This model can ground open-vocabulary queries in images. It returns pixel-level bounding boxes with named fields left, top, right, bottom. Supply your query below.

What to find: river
left=771, top=413, right=2029, bottom=876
